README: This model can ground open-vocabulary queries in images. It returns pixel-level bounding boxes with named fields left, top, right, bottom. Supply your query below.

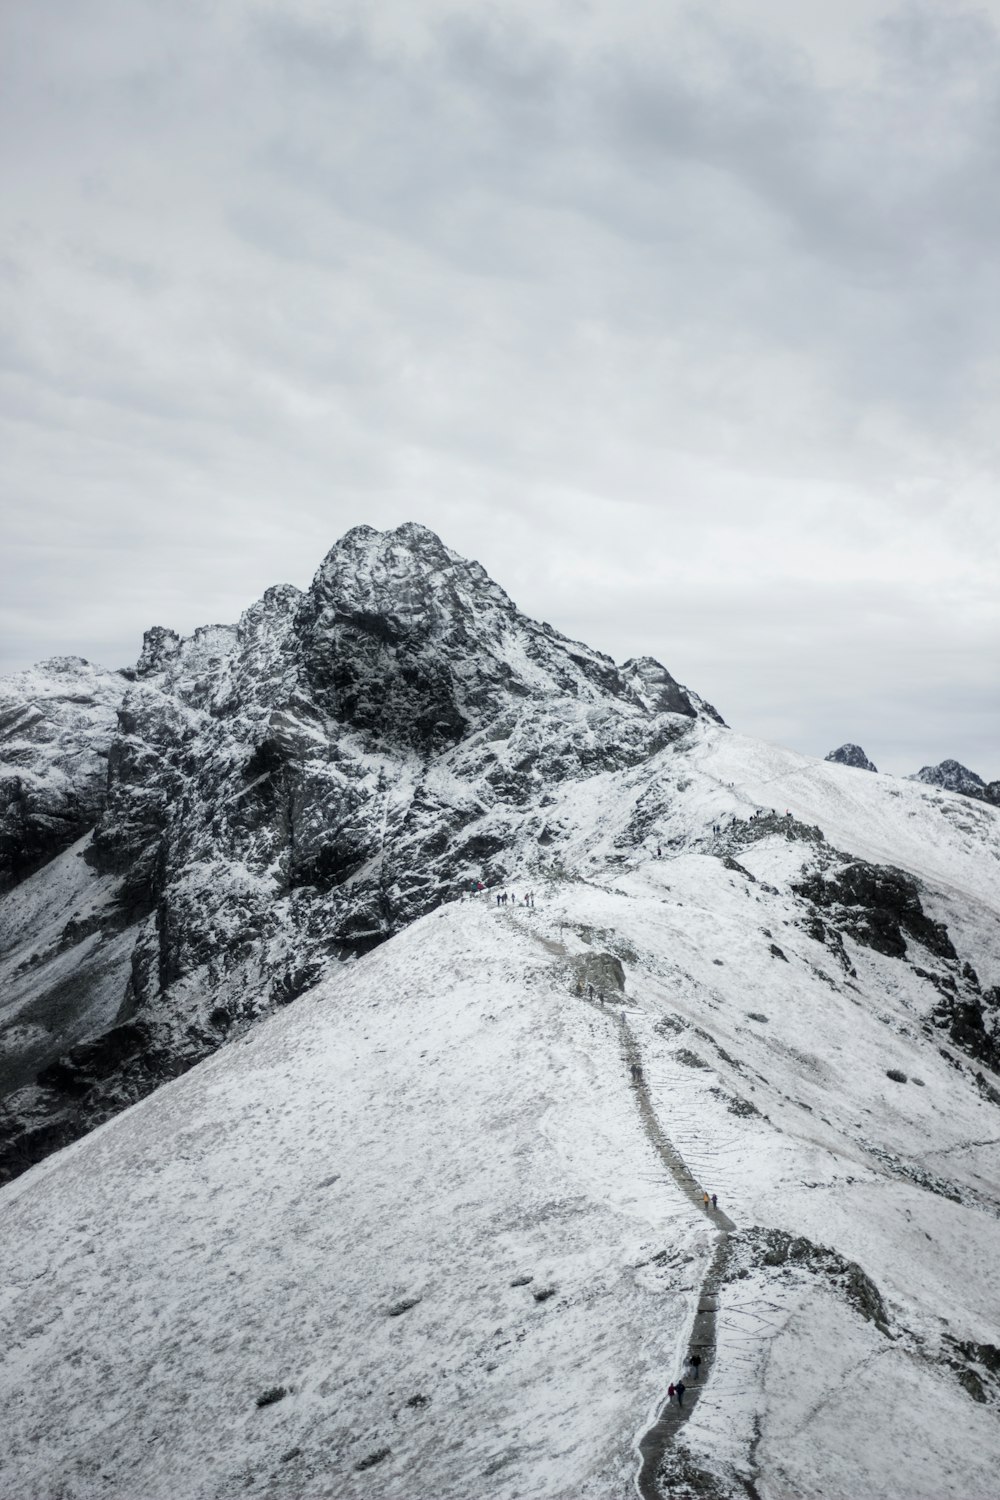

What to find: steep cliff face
left=0, top=524, right=715, bottom=1181
left=0, top=657, right=126, bottom=894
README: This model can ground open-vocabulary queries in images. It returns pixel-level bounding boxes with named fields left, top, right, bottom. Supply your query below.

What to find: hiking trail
left=503, top=905, right=736, bottom=1500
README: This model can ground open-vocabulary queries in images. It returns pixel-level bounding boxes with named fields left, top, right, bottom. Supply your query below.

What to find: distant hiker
left=675, top=1379, right=686, bottom=1407
left=702, top=1191, right=709, bottom=1208
left=656, top=845, right=662, bottom=858
left=667, top=1383, right=676, bottom=1403
left=598, top=990, right=605, bottom=1005
left=690, top=1354, right=701, bottom=1380
left=496, top=893, right=502, bottom=907
left=711, top=1193, right=717, bottom=1210
left=588, top=984, right=594, bottom=1000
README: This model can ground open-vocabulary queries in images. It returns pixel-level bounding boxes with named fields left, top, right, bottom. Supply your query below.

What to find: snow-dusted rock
left=824, top=742, right=877, bottom=772
left=911, top=757, right=1000, bottom=806
left=0, top=656, right=126, bottom=893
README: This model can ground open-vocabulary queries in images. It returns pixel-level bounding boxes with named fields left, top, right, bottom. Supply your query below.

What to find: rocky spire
left=825, top=744, right=877, bottom=773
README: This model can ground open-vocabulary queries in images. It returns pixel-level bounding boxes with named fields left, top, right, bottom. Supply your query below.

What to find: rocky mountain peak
left=620, top=656, right=724, bottom=724
left=911, top=759, right=1000, bottom=806
left=294, top=523, right=707, bottom=755
left=134, top=625, right=182, bottom=678
left=825, top=743, right=878, bottom=772
left=0, top=521, right=729, bottom=1182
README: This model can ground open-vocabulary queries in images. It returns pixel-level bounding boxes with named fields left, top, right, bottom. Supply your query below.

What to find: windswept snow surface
left=0, top=900, right=711, bottom=1500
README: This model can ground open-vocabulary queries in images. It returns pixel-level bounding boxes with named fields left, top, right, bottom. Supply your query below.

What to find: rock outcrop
left=0, top=657, right=127, bottom=893
left=825, top=743, right=877, bottom=772
left=910, top=759, right=1000, bottom=806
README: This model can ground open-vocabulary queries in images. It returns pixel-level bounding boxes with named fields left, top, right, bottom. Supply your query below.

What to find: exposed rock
left=727, top=1227, right=889, bottom=1334
left=675, top=1048, right=710, bottom=1069
left=825, top=744, right=878, bottom=773
left=255, top=1386, right=288, bottom=1408
left=910, top=759, right=1000, bottom=806
left=570, top=951, right=626, bottom=997
left=0, top=657, right=126, bottom=893
left=929, top=986, right=1000, bottom=1077
left=620, top=656, right=725, bottom=725
left=943, top=1338, right=1000, bottom=1406
left=386, top=1297, right=421, bottom=1317
left=354, top=1448, right=390, bottom=1471
left=792, top=859, right=956, bottom=963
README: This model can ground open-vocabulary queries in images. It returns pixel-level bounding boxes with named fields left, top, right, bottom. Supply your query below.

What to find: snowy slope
left=0, top=900, right=713, bottom=1500
left=2, top=847, right=1000, bottom=1500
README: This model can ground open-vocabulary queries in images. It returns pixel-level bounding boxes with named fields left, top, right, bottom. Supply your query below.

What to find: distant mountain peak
left=910, top=759, right=1000, bottom=806
left=825, top=744, right=877, bottom=773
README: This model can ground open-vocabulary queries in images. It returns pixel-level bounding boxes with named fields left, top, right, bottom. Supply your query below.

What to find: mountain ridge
left=2, top=523, right=1000, bottom=1497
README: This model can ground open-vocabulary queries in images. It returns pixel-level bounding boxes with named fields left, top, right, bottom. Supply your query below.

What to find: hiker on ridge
left=675, top=1379, right=686, bottom=1408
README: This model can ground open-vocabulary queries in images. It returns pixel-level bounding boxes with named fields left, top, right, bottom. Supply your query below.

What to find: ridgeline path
left=620, top=1015, right=735, bottom=1500
left=504, top=906, right=736, bottom=1500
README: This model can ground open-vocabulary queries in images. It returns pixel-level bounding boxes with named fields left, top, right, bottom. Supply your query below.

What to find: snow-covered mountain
left=2, top=524, right=1000, bottom=1500
left=0, top=523, right=720, bottom=1182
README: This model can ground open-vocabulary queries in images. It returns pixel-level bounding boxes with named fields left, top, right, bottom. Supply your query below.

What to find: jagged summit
left=910, top=758, right=1000, bottom=806
left=301, top=522, right=638, bottom=752
left=825, top=743, right=878, bottom=772
left=0, top=523, right=718, bottom=1181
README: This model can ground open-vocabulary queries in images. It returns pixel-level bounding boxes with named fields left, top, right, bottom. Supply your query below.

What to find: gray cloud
left=1, top=0, right=997, bottom=777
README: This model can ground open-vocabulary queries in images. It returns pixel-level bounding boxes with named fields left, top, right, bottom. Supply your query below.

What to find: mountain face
left=2, top=523, right=1000, bottom=1500
left=0, top=656, right=127, bottom=893
left=911, top=758, right=1000, bottom=806
left=825, top=742, right=877, bottom=772
left=0, top=524, right=721, bottom=1181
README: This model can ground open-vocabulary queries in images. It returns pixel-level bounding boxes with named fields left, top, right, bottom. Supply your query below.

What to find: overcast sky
left=3, top=0, right=998, bottom=775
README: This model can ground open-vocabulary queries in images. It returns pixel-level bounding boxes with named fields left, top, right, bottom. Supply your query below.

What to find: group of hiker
left=463, top=881, right=536, bottom=907
left=702, top=1190, right=718, bottom=1211
left=495, top=889, right=535, bottom=907
left=667, top=1352, right=703, bottom=1408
